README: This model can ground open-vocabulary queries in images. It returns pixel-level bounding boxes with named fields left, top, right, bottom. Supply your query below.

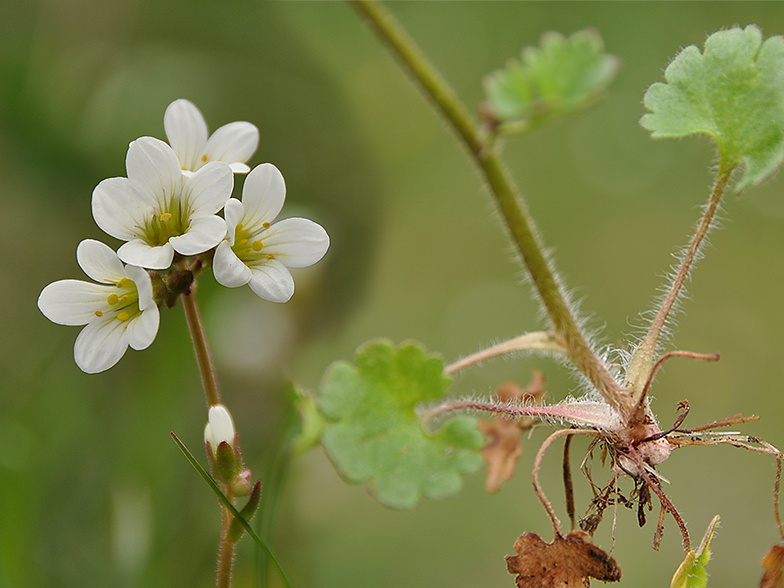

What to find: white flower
left=204, top=404, right=236, bottom=458
left=164, top=99, right=259, bottom=175
left=37, top=239, right=160, bottom=374
left=91, top=136, right=234, bottom=270
left=213, top=163, right=330, bottom=302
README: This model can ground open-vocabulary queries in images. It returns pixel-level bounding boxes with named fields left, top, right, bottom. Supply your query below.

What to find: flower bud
left=204, top=404, right=252, bottom=495
left=204, top=404, right=236, bottom=458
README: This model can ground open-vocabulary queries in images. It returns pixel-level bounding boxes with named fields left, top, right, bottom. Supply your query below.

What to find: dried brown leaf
left=506, top=529, right=621, bottom=588
left=761, top=544, right=784, bottom=588
left=480, top=373, right=546, bottom=493
left=479, top=418, right=524, bottom=493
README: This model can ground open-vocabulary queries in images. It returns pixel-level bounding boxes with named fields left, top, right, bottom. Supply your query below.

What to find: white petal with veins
left=164, top=99, right=209, bottom=172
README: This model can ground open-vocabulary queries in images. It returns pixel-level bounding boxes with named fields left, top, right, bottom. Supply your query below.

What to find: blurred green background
left=3, top=1, right=784, bottom=586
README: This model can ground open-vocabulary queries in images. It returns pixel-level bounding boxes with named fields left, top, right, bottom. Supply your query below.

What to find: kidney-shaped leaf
left=484, top=29, right=620, bottom=124
left=318, top=339, right=483, bottom=510
left=641, top=26, right=784, bottom=189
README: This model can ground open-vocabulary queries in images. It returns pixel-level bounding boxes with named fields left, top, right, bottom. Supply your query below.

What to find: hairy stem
left=181, top=289, right=234, bottom=585
left=444, top=331, right=564, bottom=375
left=349, top=0, right=624, bottom=411
left=424, top=399, right=621, bottom=430
left=181, top=290, right=222, bottom=407
left=217, top=490, right=237, bottom=588
left=627, top=167, right=735, bottom=406
left=775, top=456, right=783, bottom=542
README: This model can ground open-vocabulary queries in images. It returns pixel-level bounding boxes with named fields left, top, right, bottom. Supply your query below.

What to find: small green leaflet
left=670, top=515, right=720, bottom=588
left=318, top=339, right=483, bottom=510
left=483, top=29, right=620, bottom=126
left=641, top=25, right=784, bottom=189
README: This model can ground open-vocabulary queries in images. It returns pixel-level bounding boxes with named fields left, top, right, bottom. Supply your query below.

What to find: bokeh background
left=3, top=1, right=784, bottom=586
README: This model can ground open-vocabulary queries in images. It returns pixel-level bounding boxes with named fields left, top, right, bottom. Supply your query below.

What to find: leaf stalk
left=626, top=166, right=735, bottom=413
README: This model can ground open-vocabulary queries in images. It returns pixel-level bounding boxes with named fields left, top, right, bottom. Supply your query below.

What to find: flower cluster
left=38, top=99, right=330, bottom=373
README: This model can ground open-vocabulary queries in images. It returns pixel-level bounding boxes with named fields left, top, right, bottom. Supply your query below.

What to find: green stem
left=349, top=0, right=623, bottom=409
left=626, top=166, right=734, bottom=409
left=181, top=289, right=222, bottom=407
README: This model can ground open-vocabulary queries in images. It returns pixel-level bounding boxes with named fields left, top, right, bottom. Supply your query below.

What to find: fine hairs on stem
left=180, top=287, right=235, bottom=585
left=349, top=0, right=623, bottom=411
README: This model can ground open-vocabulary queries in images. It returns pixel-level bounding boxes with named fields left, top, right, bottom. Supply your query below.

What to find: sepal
left=227, top=481, right=262, bottom=543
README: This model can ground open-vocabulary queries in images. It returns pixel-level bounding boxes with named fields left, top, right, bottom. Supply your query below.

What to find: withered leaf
left=506, top=529, right=621, bottom=588
left=761, top=544, right=784, bottom=588
left=480, top=372, right=546, bottom=493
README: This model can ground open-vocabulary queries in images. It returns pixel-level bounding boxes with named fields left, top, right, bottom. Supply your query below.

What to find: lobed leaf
left=318, top=339, right=483, bottom=510
left=641, top=25, right=784, bottom=189
left=483, top=29, right=620, bottom=125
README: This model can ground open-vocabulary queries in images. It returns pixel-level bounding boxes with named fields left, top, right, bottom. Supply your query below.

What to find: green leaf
left=483, top=29, right=620, bottom=126
left=641, top=25, right=784, bottom=189
left=170, top=432, right=294, bottom=588
left=318, top=339, right=484, bottom=510
left=291, top=385, right=327, bottom=456
left=670, top=515, right=720, bottom=588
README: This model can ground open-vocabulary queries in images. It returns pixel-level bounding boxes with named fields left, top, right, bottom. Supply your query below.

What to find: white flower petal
left=223, top=199, right=244, bottom=245
left=92, top=177, right=150, bottom=242
left=204, top=121, right=259, bottom=169
left=169, top=216, right=226, bottom=256
left=126, top=137, right=183, bottom=211
left=213, top=241, right=252, bottom=288
left=77, top=240, right=127, bottom=284
left=205, top=404, right=236, bottom=448
left=181, top=161, right=233, bottom=216
left=125, top=265, right=155, bottom=312
left=229, top=162, right=251, bottom=174
left=247, top=258, right=295, bottom=303
left=240, top=164, right=286, bottom=234
left=118, top=239, right=174, bottom=270
left=164, top=99, right=209, bottom=171
left=262, top=217, right=330, bottom=268
left=74, top=316, right=129, bottom=373
left=38, top=280, right=115, bottom=325
left=125, top=306, right=160, bottom=351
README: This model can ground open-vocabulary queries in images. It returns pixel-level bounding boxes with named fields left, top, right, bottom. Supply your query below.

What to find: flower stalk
left=217, top=489, right=237, bottom=588
left=181, top=288, right=222, bottom=407
left=349, top=0, right=623, bottom=409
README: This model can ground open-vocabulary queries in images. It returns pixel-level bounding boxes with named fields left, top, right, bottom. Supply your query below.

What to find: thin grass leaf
left=171, top=432, right=294, bottom=588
